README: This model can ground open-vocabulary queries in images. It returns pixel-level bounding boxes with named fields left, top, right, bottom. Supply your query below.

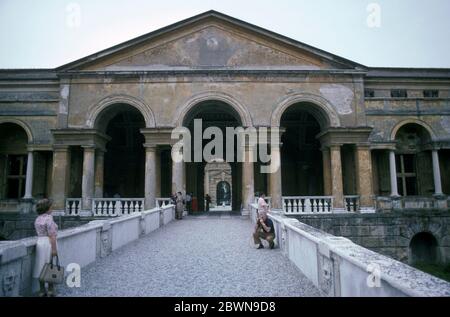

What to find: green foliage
left=413, top=262, right=450, bottom=283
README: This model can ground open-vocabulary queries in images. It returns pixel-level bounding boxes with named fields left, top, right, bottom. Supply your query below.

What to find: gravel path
left=58, top=215, right=322, bottom=297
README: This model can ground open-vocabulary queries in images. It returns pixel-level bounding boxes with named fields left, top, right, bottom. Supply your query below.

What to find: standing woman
left=33, top=199, right=58, bottom=297
left=176, top=191, right=184, bottom=220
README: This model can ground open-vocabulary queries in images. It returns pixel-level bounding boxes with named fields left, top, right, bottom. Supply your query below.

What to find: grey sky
left=0, top=0, right=449, bottom=69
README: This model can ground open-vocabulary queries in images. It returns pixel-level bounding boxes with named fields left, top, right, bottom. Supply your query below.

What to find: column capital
left=355, top=143, right=371, bottom=150
left=53, top=145, right=70, bottom=152
left=143, top=144, right=158, bottom=151
left=82, top=145, right=97, bottom=152
left=317, top=127, right=372, bottom=147
left=141, top=127, right=176, bottom=147
left=329, top=144, right=342, bottom=151
left=51, top=129, right=110, bottom=151
left=320, top=144, right=343, bottom=151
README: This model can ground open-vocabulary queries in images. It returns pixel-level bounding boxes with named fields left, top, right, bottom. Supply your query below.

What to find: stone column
left=389, top=150, right=399, bottom=197
left=269, top=143, right=282, bottom=209
left=171, top=147, right=184, bottom=194
left=242, top=145, right=255, bottom=215
left=330, top=145, right=344, bottom=210
left=355, top=145, right=374, bottom=211
left=82, top=146, right=95, bottom=210
left=321, top=147, right=332, bottom=196
left=94, top=149, right=104, bottom=198
left=431, top=149, right=443, bottom=196
left=23, top=151, right=34, bottom=199
left=204, top=170, right=210, bottom=195
left=51, top=146, right=70, bottom=210
left=144, top=146, right=157, bottom=209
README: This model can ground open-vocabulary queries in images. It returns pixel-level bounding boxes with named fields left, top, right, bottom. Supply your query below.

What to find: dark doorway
left=98, top=104, right=146, bottom=198
left=280, top=104, right=323, bottom=196
left=183, top=100, right=242, bottom=212
left=410, top=232, right=439, bottom=264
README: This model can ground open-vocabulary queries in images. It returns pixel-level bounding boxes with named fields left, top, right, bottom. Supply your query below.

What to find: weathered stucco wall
left=292, top=210, right=450, bottom=264
left=65, top=75, right=363, bottom=130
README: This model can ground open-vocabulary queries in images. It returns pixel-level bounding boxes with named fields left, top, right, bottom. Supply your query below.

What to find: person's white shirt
left=257, top=196, right=268, bottom=213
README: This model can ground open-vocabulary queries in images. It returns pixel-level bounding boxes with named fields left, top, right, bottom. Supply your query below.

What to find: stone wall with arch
left=86, top=94, right=156, bottom=130
left=174, top=91, right=253, bottom=128
left=270, top=92, right=341, bottom=129
left=204, top=160, right=232, bottom=207
left=295, top=210, right=450, bottom=265
left=0, top=119, right=33, bottom=144
left=390, top=119, right=437, bottom=142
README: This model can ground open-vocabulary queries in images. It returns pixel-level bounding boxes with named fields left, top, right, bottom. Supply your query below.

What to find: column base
left=433, top=194, right=448, bottom=209
left=241, top=209, right=250, bottom=217
left=359, top=207, right=376, bottom=214
left=332, top=208, right=346, bottom=214
left=18, top=198, right=35, bottom=214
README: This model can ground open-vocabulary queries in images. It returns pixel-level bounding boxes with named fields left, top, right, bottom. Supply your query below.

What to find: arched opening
left=204, top=160, right=232, bottom=211
left=0, top=123, right=29, bottom=200
left=394, top=123, right=433, bottom=196
left=96, top=104, right=146, bottom=198
left=280, top=103, right=324, bottom=196
left=183, top=100, right=242, bottom=212
left=410, top=232, right=439, bottom=264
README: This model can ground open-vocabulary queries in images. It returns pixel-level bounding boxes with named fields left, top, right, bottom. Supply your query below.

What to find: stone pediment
left=88, top=26, right=328, bottom=70
left=59, top=11, right=364, bottom=71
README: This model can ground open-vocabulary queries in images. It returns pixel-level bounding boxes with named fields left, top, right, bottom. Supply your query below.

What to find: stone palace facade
left=0, top=11, right=449, bottom=217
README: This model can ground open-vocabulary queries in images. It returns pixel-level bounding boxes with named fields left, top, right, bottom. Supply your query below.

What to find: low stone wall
left=250, top=205, right=450, bottom=296
left=289, top=210, right=450, bottom=264
left=0, top=213, right=108, bottom=240
left=0, top=204, right=175, bottom=297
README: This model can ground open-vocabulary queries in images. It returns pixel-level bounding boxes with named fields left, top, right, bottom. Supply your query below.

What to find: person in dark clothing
left=253, top=211, right=275, bottom=249
left=185, top=192, right=192, bottom=213
left=205, top=194, right=211, bottom=212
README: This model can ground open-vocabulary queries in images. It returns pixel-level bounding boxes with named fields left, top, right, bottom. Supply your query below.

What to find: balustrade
left=65, top=199, right=82, bottom=216
left=92, top=199, right=144, bottom=217
left=344, top=195, right=360, bottom=212
left=156, top=198, right=172, bottom=207
left=282, top=196, right=333, bottom=214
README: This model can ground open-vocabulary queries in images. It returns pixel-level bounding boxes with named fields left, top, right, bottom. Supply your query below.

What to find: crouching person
left=253, top=211, right=275, bottom=249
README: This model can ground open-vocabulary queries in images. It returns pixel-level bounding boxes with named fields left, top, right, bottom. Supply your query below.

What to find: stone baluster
left=305, top=198, right=311, bottom=213
left=108, top=201, right=113, bottom=216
